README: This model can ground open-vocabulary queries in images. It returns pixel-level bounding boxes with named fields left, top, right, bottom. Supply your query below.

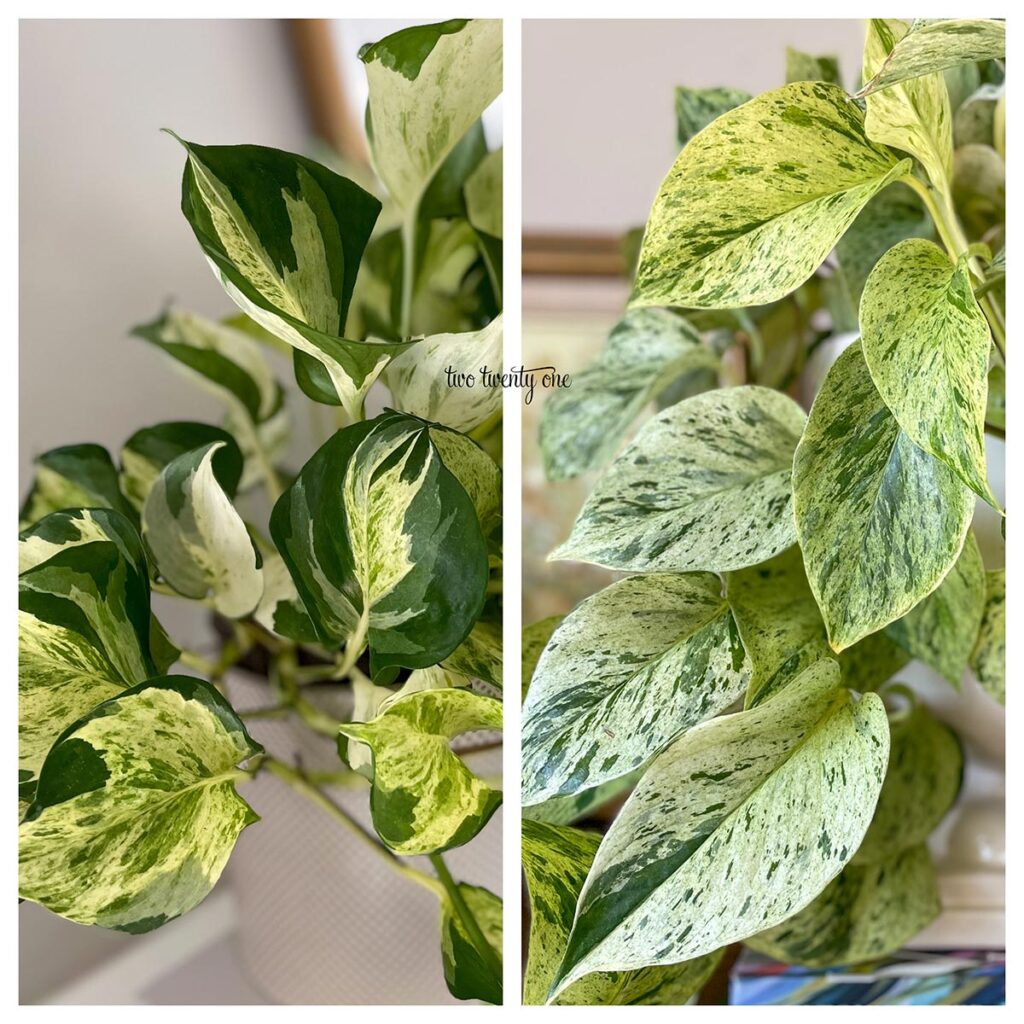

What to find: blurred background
left=522, top=18, right=1004, bottom=1005
left=19, top=18, right=502, bottom=1004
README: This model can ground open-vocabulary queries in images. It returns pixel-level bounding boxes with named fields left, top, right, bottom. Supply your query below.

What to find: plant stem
left=237, top=414, right=284, bottom=504
left=263, top=758, right=436, bottom=893
left=333, top=613, right=369, bottom=680
left=178, top=650, right=218, bottom=675
left=400, top=211, right=417, bottom=340
left=428, top=852, right=502, bottom=983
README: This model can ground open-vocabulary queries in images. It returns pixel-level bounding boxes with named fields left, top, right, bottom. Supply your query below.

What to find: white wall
left=523, top=19, right=866, bottom=233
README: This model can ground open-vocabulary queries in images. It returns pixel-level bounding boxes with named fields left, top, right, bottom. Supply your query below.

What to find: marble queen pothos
left=19, top=19, right=504, bottom=1005
left=524, top=18, right=1004, bottom=1006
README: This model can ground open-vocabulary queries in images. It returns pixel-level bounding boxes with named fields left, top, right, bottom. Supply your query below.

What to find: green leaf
left=19, top=676, right=261, bottom=931
left=120, top=421, right=243, bottom=512
left=337, top=688, right=502, bottom=855
left=521, top=573, right=749, bottom=808
left=863, top=20, right=953, bottom=193
left=953, top=143, right=1005, bottom=240
left=20, top=444, right=136, bottom=529
left=674, top=86, right=751, bottom=147
left=785, top=47, right=841, bottom=85
left=522, top=615, right=563, bottom=701
left=384, top=315, right=503, bottom=433
left=859, top=19, right=1006, bottom=95
left=861, top=238, right=996, bottom=506
left=550, top=660, right=888, bottom=995
left=439, top=883, right=502, bottom=1004
left=361, top=19, right=502, bottom=213
left=854, top=696, right=962, bottom=865
left=793, top=343, right=974, bottom=650
left=425, top=424, right=502, bottom=538
left=987, top=365, right=1005, bottom=431
left=522, top=819, right=721, bottom=1005
left=552, top=386, right=805, bottom=573
left=270, top=412, right=489, bottom=675
left=464, top=147, right=502, bottom=239
left=252, top=550, right=317, bottom=644
left=747, top=844, right=939, bottom=968
left=885, top=531, right=986, bottom=686
left=173, top=134, right=406, bottom=419
left=955, top=84, right=1002, bottom=147
left=441, top=610, right=502, bottom=689
left=971, top=569, right=1005, bottom=704
left=143, top=441, right=262, bottom=618
left=539, top=309, right=716, bottom=482
left=522, top=772, right=642, bottom=829
left=632, top=82, right=908, bottom=310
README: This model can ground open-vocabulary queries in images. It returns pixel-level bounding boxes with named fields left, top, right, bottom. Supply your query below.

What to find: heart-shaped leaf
left=785, top=47, right=842, bottom=85
left=19, top=676, right=261, bottom=931
left=793, top=342, right=973, bottom=650
left=971, top=569, right=1005, bottom=704
left=674, top=86, right=751, bottom=147
left=522, top=573, right=749, bottom=808
left=439, top=882, right=503, bottom=1004
left=522, top=819, right=722, bottom=1005
left=539, top=309, right=716, bottom=482
left=551, top=660, right=888, bottom=995
left=632, top=81, right=908, bottom=309
left=553, top=386, right=805, bottom=573
left=337, top=688, right=502, bottom=855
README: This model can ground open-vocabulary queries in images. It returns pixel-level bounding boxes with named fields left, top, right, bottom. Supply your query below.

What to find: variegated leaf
left=632, top=82, right=909, bottom=309
left=674, top=86, right=751, bottom=147
left=464, top=147, right=502, bottom=239
left=552, top=386, right=805, bottom=573
left=521, top=573, right=750, bottom=808
left=270, top=412, right=489, bottom=676
left=539, top=309, right=717, bottom=482
left=439, top=883, right=502, bottom=1004
left=384, top=316, right=503, bottom=433
left=854, top=696, right=962, bottom=865
left=441, top=608, right=502, bottom=689
left=19, top=677, right=261, bottom=931
left=863, top=20, right=953, bottom=193
left=20, top=444, right=136, bottom=529
left=361, top=19, right=502, bottom=214
left=427, top=423, right=502, bottom=538
left=793, top=343, right=973, bottom=651
left=522, top=819, right=722, bottom=1006
left=337, top=688, right=502, bottom=855
left=748, top=844, right=938, bottom=968
left=173, top=135, right=406, bottom=419
left=785, top=47, right=841, bottom=85
left=120, top=422, right=242, bottom=512
left=953, top=143, right=1005, bottom=240
left=859, top=19, right=1006, bottom=95
left=143, top=441, right=263, bottom=618
left=861, top=238, right=996, bottom=506
left=551, top=660, right=888, bottom=995
left=885, top=531, right=986, bottom=686
left=521, top=615, right=563, bottom=701
left=971, top=569, right=1005, bottom=704
left=987, top=365, right=1006, bottom=431
left=955, top=84, right=1002, bottom=148
left=522, top=771, right=642, bottom=829
left=251, top=549, right=316, bottom=644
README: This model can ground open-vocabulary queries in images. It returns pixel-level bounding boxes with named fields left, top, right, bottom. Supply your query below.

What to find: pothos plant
left=18, top=19, right=504, bottom=1004
left=523, top=18, right=1005, bottom=1006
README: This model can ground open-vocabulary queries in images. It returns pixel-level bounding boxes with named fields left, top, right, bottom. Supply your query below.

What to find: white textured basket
left=224, top=669, right=502, bottom=1005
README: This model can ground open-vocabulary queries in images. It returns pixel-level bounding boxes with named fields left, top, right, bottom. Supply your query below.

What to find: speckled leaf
left=270, top=412, right=489, bottom=676
left=19, top=677, right=260, bottom=931
left=748, top=844, right=939, bottom=968
left=464, top=147, right=502, bottom=239
left=441, top=611, right=502, bottom=689
left=522, top=616, right=563, bottom=702
left=859, top=19, right=1005, bottom=95
left=521, top=573, right=750, bottom=808
left=522, top=819, right=722, bottom=1006
left=861, top=238, right=996, bottom=506
left=632, top=82, right=908, bottom=310
left=425, top=424, right=502, bottom=538
left=337, top=688, right=502, bottom=855
left=20, top=444, right=136, bottom=529
left=143, top=442, right=262, bottom=618
left=540, top=309, right=716, bottom=481
left=971, top=569, right=1005, bottom=704
left=793, top=343, right=973, bottom=650
left=120, top=422, right=243, bottom=512
left=522, top=772, right=642, bottom=829
left=439, top=883, right=502, bottom=1004
left=674, top=86, right=751, bottom=147
left=863, top=20, right=952, bottom=193
left=785, top=47, right=841, bottom=85
left=553, top=386, right=804, bottom=573
left=854, top=697, right=962, bottom=865
left=173, top=135, right=407, bottom=419
left=362, top=20, right=502, bottom=214
left=885, top=531, right=986, bottom=686
left=986, top=365, right=1005, bottom=431
left=384, top=316, right=503, bottom=433
left=552, top=661, right=887, bottom=994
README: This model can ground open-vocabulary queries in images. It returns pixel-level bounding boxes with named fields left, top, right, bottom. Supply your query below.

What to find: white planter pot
left=223, top=669, right=502, bottom=1004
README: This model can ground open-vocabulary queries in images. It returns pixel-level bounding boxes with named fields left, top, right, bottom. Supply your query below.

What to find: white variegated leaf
left=971, top=569, right=1005, bottom=704
left=439, top=883, right=503, bottom=1004
left=464, top=147, right=502, bottom=239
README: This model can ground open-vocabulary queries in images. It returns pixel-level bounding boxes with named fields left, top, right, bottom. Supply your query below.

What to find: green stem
left=237, top=413, right=284, bottom=504
left=428, top=852, right=502, bottom=984
left=263, top=758, right=436, bottom=893
left=333, top=612, right=368, bottom=680
left=400, top=211, right=417, bottom=340
left=178, top=650, right=218, bottom=675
